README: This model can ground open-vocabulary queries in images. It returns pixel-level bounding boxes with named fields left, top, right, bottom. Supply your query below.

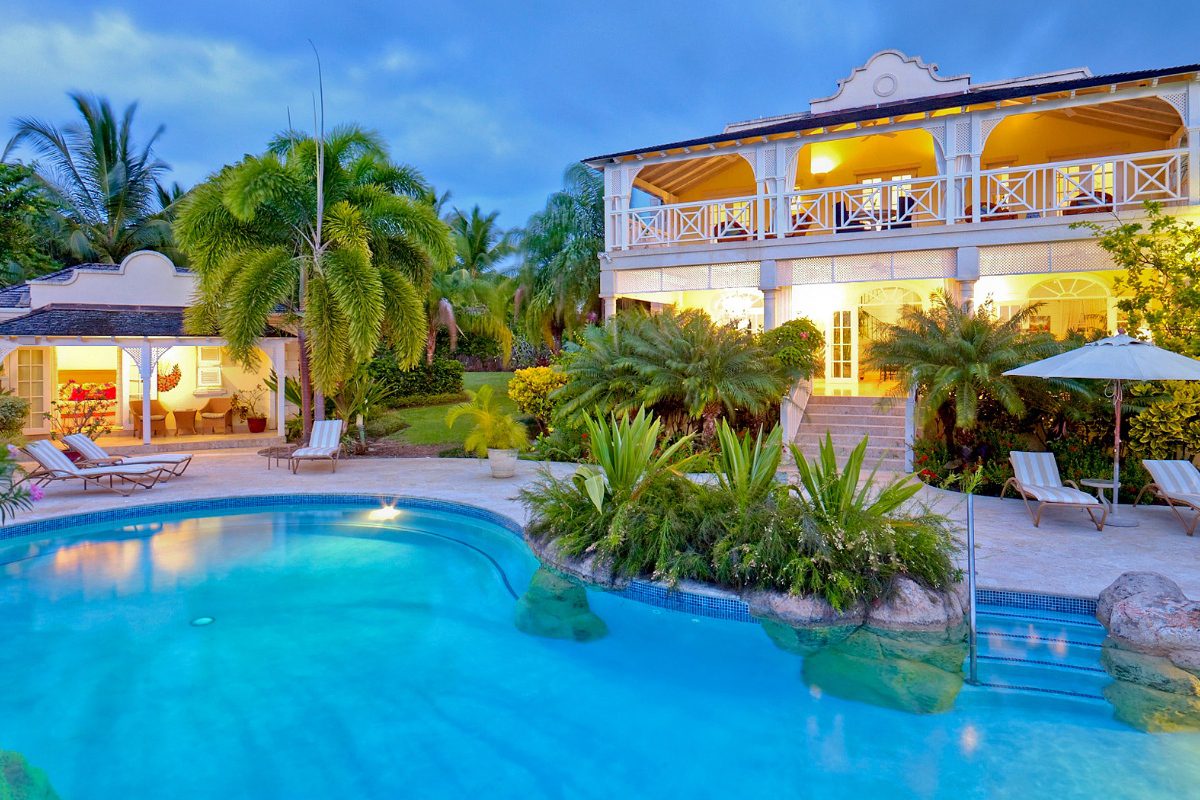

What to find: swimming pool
left=2, top=501, right=1198, bottom=798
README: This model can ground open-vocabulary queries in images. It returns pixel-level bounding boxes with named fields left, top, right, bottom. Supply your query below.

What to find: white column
left=600, top=269, right=617, bottom=321
left=139, top=341, right=153, bottom=444
left=268, top=341, right=286, bottom=437
left=1187, top=127, right=1200, bottom=205
left=762, top=289, right=778, bottom=330
left=955, top=247, right=981, bottom=311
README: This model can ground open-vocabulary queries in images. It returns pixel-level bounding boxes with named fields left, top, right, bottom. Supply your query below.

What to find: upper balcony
left=603, top=93, right=1198, bottom=256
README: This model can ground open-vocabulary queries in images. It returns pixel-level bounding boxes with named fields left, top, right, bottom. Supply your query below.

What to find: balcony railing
left=614, top=148, right=1192, bottom=250
left=954, top=149, right=1188, bottom=222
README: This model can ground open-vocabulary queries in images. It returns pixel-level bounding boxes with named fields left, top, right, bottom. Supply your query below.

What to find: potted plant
left=231, top=386, right=269, bottom=433
left=446, top=384, right=529, bottom=478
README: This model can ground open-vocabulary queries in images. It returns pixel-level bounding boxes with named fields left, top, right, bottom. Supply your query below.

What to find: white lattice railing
left=625, top=194, right=772, bottom=246
left=954, top=149, right=1188, bottom=222
left=782, top=176, right=945, bottom=235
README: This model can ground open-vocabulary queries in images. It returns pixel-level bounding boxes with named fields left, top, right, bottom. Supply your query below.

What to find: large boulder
left=744, top=590, right=865, bottom=629
left=866, top=577, right=966, bottom=632
left=514, top=567, right=609, bottom=642
left=1097, top=572, right=1200, bottom=673
left=759, top=617, right=857, bottom=656
left=0, top=750, right=61, bottom=800
left=524, top=533, right=629, bottom=590
left=1096, top=572, right=1200, bottom=732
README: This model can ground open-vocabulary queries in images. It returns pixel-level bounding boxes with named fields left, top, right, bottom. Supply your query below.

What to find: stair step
left=798, top=420, right=905, bottom=434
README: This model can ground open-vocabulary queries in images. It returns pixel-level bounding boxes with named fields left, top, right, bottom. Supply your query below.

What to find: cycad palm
left=864, top=291, right=1071, bottom=448
left=518, top=163, right=603, bottom=348
left=5, top=93, right=176, bottom=263
left=174, top=124, right=452, bottom=431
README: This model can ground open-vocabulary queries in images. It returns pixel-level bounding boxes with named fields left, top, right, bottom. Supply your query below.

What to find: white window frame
left=196, top=346, right=224, bottom=392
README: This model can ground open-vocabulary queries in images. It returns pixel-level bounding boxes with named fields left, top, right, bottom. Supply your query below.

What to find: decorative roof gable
left=810, top=50, right=971, bottom=113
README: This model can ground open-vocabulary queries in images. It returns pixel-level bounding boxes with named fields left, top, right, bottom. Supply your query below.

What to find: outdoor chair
left=20, top=440, right=168, bottom=496
left=130, top=399, right=170, bottom=437
left=289, top=419, right=346, bottom=474
left=198, top=397, right=235, bottom=434
left=62, top=433, right=193, bottom=479
left=1001, top=451, right=1108, bottom=531
left=1135, top=459, right=1200, bottom=536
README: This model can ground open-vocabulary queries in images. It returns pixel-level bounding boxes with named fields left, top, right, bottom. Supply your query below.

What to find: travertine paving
left=5, top=449, right=1198, bottom=599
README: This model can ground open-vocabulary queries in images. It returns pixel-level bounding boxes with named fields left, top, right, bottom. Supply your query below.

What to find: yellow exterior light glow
left=367, top=505, right=402, bottom=522
left=810, top=154, right=836, bottom=175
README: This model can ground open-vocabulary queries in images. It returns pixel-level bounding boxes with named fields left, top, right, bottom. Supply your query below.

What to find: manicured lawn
left=383, top=372, right=518, bottom=447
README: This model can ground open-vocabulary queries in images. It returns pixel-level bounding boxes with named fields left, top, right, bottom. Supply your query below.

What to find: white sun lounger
left=1135, top=459, right=1200, bottom=536
left=289, top=419, right=345, bottom=474
left=62, top=434, right=193, bottom=478
left=1002, top=451, right=1107, bottom=530
left=21, top=440, right=168, bottom=496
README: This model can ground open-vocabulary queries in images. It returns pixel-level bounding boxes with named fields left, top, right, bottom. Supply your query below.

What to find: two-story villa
left=584, top=51, right=1200, bottom=468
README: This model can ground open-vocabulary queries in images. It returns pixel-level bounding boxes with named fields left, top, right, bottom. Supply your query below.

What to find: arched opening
left=858, top=286, right=923, bottom=383
left=627, top=154, right=759, bottom=246
left=1025, top=276, right=1111, bottom=338
left=785, top=129, right=942, bottom=235
left=973, top=97, right=1186, bottom=220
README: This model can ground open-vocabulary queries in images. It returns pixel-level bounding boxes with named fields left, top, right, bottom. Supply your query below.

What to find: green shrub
left=1127, top=382, right=1200, bottom=461
left=369, top=352, right=464, bottom=398
left=521, top=410, right=957, bottom=611
left=758, top=318, right=825, bottom=380
left=364, top=409, right=410, bottom=439
left=0, top=394, right=28, bottom=441
left=508, top=367, right=567, bottom=433
left=445, top=384, right=528, bottom=456
left=386, top=391, right=468, bottom=409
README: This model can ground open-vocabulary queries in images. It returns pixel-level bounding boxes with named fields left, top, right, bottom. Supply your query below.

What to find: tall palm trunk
left=296, top=330, right=313, bottom=439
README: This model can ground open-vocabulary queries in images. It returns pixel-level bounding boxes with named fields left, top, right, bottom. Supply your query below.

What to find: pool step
left=969, top=607, right=1109, bottom=699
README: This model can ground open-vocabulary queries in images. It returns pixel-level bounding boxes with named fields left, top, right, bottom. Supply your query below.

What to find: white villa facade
left=587, top=51, right=1200, bottom=411
left=0, top=251, right=297, bottom=445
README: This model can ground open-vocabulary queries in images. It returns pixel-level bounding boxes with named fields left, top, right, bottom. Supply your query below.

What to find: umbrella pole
left=1107, top=378, right=1139, bottom=528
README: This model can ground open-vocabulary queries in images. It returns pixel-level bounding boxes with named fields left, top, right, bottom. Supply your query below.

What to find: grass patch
left=382, top=372, right=519, bottom=447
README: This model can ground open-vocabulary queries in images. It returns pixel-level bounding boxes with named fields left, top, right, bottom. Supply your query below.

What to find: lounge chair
left=62, top=434, right=193, bottom=478
left=130, top=399, right=170, bottom=437
left=20, top=440, right=168, bottom=496
left=198, top=397, right=235, bottom=434
left=289, top=419, right=345, bottom=474
left=1135, top=459, right=1200, bottom=536
left=1001, top=451, right=1108, bottom=530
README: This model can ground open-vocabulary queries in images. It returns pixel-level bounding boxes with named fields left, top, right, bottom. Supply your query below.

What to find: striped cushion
left=307, top=420, right=343, bottom=450
left=1020, top=484, right=1100, bottom=505
left=119, top=454, right=191, bottom=466
left=291, top=446, right=338, bottom=459
left=1161, top=491, right=1200, bottom=509
left=25, top=440, right=81, bottom=475
left=1010, top=451, right=1064, bottom=489
left=62, top=434, right=107, bottom=462
left=76, top=464, right=162, bottom=477
left=1143, top=460, right=1200, bottom=496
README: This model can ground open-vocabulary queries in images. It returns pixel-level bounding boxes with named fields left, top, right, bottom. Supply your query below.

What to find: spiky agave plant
left=713, top=420, right=783, bottom=513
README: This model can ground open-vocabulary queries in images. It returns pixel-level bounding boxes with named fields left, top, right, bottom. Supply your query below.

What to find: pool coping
left=0, top=492, right=1099, bottom=621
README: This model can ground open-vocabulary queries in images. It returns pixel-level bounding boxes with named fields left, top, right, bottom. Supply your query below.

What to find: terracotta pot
left=247, top=417, right=268, bottom=434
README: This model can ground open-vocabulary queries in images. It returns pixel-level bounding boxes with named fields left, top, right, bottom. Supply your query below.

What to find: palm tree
left=517, top=163, right=603, bottom=349
left=448, top=205, right=516, bottom=276
left=864, top=291, right=1078, bottom=449
left=4, top=93, right=176, bottom=264
left=174, top=124, right=452, bottom=434
left=425, top=267, right=514, bottom=365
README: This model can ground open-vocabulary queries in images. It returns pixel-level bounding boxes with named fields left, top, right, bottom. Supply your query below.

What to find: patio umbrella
left=1004, top=333, right=1200, bottom=526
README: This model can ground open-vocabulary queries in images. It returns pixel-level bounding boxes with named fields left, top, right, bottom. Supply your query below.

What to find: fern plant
left=713, top=421, right=783, bottom=513
left=445, top=384, right=528, bottom=457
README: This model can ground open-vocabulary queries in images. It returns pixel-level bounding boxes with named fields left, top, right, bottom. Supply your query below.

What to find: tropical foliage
left=174, top=124, right=452, bottom=433
left=448, top=205, right=516, bottom=276
left=555, top=308, right=789, bottom=437
left=425, top=266, right=514, bottom=366
left=0, top=446, right=34, bottom=522
left=507, top=366, right=567, bottom=434
left=522, top=412, right=955, bottom=611
left=0, top=163, right=59, bottom=285
left=517, top=163, right=603, bottom=348
left=1078, top=203, right=1200, bottom=356
left=5, top=93, right=178, bottom=264
left=0, top=394, right=29, bottom=442
left=865, top=291, right=1081, bottom=448
left=758, top=317, right=825, bottom=380
left=1127, top=381, right=1200, bottom=460
left=445, top=384, right=528, bottom=456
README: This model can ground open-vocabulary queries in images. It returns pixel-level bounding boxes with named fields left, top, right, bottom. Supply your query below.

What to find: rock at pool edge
left=514, top=567, right=609, bottom=642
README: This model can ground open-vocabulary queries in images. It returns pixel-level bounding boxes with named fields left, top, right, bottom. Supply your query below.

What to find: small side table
left=260, top=445, right=297, bottom=471
left=1080, top=478, right=1139, bottom=528
left=173, top=408, right=198, bottom=436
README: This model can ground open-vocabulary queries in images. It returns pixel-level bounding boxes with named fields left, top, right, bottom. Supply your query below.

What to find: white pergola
left=0, top=334, right=291, bottom=445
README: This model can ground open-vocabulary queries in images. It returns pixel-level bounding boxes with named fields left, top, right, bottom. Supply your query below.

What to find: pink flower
left=29, top=484, right=44, bottom=502
left=799, top=332, right=809, bottom=339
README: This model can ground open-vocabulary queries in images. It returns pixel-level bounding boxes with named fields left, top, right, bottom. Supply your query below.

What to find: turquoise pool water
left=2, top=504, right=1198, bottom=799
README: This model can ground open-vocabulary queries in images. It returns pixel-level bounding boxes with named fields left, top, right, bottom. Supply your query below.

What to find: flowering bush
left=508, top=367, right=567, bottom=433
left=48, top=381, right=115, bottom=440
left=758, top=317, right=825, bottom=380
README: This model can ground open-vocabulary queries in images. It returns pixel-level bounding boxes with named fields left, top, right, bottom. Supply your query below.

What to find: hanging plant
left=157, top=362, right=182, bottom=393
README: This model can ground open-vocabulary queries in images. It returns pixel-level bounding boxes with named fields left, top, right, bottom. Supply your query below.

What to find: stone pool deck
left=4, top=448, right=1198, bottom=599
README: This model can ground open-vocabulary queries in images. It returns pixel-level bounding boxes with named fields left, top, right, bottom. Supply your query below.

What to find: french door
left=15, top=348, right=51, bottom=434
left=826, top=309, right=857, bottom=389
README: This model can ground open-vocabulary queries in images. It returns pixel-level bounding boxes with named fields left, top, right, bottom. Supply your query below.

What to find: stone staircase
left=791, top=395, right=908, bottom=474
